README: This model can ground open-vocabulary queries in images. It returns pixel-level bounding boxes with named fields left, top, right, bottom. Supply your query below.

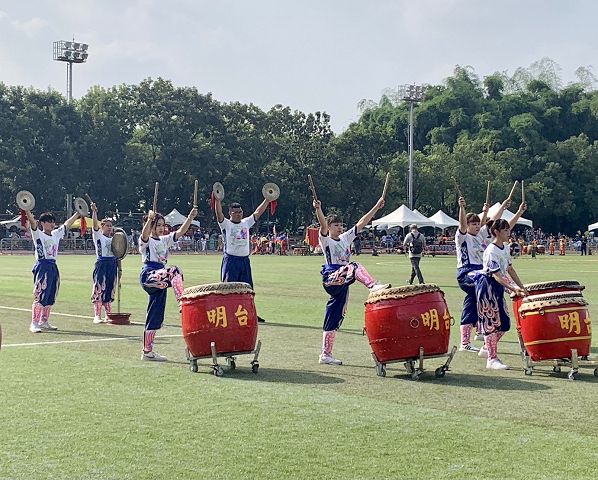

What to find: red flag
left=270, top=200, right=278, bottom=215
left=210, top=192, right=216, bottom=212
left=20, top=209, right=27, bottom=228
left=80, top=216, right=87, bottom=236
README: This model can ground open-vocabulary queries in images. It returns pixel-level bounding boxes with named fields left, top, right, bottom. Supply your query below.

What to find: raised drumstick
left=521, top=180, right=525, bottom=203
left=486, top=180, right=491, bottom=205
left=508, top=180, right=519, bottom=201
left=153, top=182, right=159, bottom=212
left=193, top=179, right=198, bottom=208
left=382, top=172, right=391, bottom=198
left=308, top=174, right=318, bottom=202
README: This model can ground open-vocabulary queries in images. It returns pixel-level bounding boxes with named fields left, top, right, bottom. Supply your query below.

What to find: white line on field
left=0, top=305, right=95, bottom=319
left=2, top=334, right=183, bottom=348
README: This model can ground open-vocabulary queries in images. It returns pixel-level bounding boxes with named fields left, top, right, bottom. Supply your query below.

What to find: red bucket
left=364, top=284, right=452, bottom=363
left=512, top=280, right=585, bottom=326
left=181, top=282, right=258, bottom=358
left=518, top=291, right=591, bottom=361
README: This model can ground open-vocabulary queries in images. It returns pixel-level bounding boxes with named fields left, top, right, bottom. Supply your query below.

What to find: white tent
left=164, top=209, right=200, bottom=228
left=372, top=204, right=435, bottom=228
left=481, top=202, right=533, bottom=227
left=588, top=222, right=598, bottom=231
left=429, top=210, right=460, bottom=229
left=412, top=209, right=437, bottom=228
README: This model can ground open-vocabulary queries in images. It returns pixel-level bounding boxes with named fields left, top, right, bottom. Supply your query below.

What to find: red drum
left=364, top=284, right=452, bottom=363
left=518, top=291, right=591, bottom=361
left=181, top=282, right=258, bottom=358
left=512, top=280, right=585, bottom=326
left=537, top=245, right=545, bottom=254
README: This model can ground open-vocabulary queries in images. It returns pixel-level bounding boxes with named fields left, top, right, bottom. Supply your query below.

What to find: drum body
left=364, top=284, right=451, bottom=363
left=512, top=280, right=584, bottom=326
left=518, top=292, right=591, bottom=361
left=181, top=282, right=257, bottom=358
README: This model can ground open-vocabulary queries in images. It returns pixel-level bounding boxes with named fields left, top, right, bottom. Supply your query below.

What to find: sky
left=1, top=0, right=597, bottom=132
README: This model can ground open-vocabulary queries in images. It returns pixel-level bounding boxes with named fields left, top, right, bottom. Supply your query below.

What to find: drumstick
left=153, top=182, right=159, bottom=213
left=452, top=177, right=464, bottom=199
left=508, top=180, right=519, bottom=201
left=85, top=193, right=93, bottom=205
left=382, top=172, right=391, bottom=199
left=193, top=179, right=198, bottom=208
left=521, top=180, right=525, bottom=203
left=307, top=174, right=318, bottom=202
left=485, top=180, right=491, bottom=205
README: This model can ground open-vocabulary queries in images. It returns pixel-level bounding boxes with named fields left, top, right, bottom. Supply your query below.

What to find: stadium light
left=53, top=39, right=90, bottom=103
left=398, top=83, right=426, bottom=210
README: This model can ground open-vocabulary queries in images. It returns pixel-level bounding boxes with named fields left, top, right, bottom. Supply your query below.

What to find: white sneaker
left=474, top=334, right=484, bottom=341
left=370, top=283, right=391, bottom=293
left=38, top=321, right=58, bottom=331
left=318, top=354, right=343, bottom=365
left=93, top=316, right=103, bottom=324
left=486, top=358, right=508, bottom=370
left=29, top=322, right=42, bottom=333
left=459, top=343, right=480, bottom=352
left=141, top=351, right=168, bottom=362
left=478, top=346, right=489, bottom=358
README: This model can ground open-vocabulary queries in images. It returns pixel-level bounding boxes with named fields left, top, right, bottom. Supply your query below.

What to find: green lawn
left=1, top=252, right=597, bottom=479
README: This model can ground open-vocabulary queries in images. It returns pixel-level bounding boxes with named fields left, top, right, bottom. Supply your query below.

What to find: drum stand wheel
left=185, top=341, right=261, bottom=376
left=371, top=345, right=457, bottom=380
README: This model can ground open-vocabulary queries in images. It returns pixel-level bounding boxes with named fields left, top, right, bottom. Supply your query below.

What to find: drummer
left=24, top=208, right=80, bottom=333
left=139, top=207, right=197, bottom=361
left=90, top=202, right=117, bottom=324
left=470, top=219, right=527, bottom=369
left=214, top=194, right=273, bottom=323
left=313, top=196, right=391, bottom=365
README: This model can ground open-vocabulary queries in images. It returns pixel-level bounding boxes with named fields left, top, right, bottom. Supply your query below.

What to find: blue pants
left=32, top=259, right=60, bottom=306
left=457, top=265, right=482, bottom=326
left=92, top=257, right=118, bottom=303
left=140, top=262, right=182, bottom=330
left=221, top=253, right=253, bottom=288
left=472, top=273, right=510, bottom=334
left=321, top=264, right=356, bottom=331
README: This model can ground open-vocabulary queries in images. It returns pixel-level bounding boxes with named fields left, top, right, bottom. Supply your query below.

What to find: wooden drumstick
left=452, top=177, right=464, bottom=199
left=153, top=182, right=159, bottom=213
left=85, top=193, right=94, bottom=205
left=382, top=172, right=391, bottom=199
left=521, top=180, right=525, bottom=203
left=308, top=174, right=318, bottom=202
left=508, top=180, right=519, bottom=201
left=485, top=180, right=491, bottom=205
left=193, top=179, right=198, bottom=208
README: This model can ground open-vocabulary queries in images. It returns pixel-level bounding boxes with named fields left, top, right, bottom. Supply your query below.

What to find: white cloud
left=11, top=17, right=49, bottom=37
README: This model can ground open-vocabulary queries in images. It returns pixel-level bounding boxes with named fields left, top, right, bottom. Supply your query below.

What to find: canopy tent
left=164, top=209, right=200, bottom=228
left=371, top=205, right=435, bottom=229
left=588, top=222, right=598, bottom=231
left=412, top=209, right=437, bottom=228
left=481, top=202, right=533, bottom=228
left=429, top=210, right=460, bottom=229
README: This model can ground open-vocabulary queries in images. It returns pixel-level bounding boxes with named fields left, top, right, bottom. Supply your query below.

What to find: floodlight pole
left=53, top=39, right=89, bottom=104
left=399, top=84, right=425, bottom=210
left=67, top=61, right=73, bottom=104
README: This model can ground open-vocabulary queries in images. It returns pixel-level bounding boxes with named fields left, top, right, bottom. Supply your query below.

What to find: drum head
left=523, top=280, right=584, bottom=292
left=111, top=229, right=128, bottom=259
left=16, top=190, right=36, bottom=211
left=212, top=182, right=225, bottom=201
left=182, top=282, right=254, bottom=300
left=518, top=291, right=587, bottom=314
left=365, top=283, right=441, bottom=304
left=262, top=182, right=280, bottom=201
left=74, top=197, right=89, bottom=217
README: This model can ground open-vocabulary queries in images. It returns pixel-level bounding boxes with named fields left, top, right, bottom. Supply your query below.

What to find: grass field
left=1, top=252, right=597, bottom=480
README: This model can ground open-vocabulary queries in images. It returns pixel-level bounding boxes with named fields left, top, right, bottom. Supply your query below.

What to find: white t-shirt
left=455, top=229, right=485, bottom=268
left=219, top=216, right=256, bottom=257
left=31, top=225, right=66, bottom=261
left=320, top=226, right=357, bottom=266
left=92, top=229, right=114, bottom=259
left=139, top=232, right=176, bottom=264
left=483, top=242, right=511, bottom=276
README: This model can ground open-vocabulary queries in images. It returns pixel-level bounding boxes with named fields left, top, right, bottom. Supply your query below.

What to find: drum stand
left=186, top=340, right=262, bottom=377
left=372, top=345, right=458, bottom=380
left=518, top=333, right=598, bottom=380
